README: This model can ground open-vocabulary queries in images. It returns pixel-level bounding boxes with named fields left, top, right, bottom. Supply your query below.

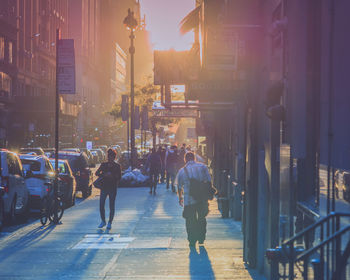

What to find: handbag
left=93, top=176, right=105, bottom=190
left=184, top=166, right=217, bottom=201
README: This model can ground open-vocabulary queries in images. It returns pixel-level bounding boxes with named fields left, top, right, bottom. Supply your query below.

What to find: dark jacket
left=95, top=161, right=122, bottom=189
left=146, top=152, right=162, bottom=174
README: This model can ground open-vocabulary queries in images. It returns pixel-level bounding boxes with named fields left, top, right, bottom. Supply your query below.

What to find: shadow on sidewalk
left=0, top=223, right=57, bottom=262
left=189, top=246, right=215, bottom=279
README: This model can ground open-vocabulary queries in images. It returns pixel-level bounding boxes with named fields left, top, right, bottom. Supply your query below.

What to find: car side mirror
left=24, top=170, right=33, bottom=178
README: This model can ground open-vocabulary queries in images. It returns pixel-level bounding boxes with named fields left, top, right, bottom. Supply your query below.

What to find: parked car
left=111, top=145, right=122, bottom=160
left=97, top=145, right=108, bottom=154
left=43, top=148, right=55, bottom=158
left=0, top=149, right=30, bottom=224
left=0, top=185, right=5, bottom=230
left=50, top=159, right=77, bottom=207
left=20, top=147, right=45, bottom=156
left=57, top=152, right=93, bottom=198
left=62, top=148, right=81, bottom=153
left=19, top=154, right=55, bottom=210
left=80, top=148, right=96, bottom=168
left=91, top=148, right=104, bottom=163
left=90, top=150, right=99, bottom=165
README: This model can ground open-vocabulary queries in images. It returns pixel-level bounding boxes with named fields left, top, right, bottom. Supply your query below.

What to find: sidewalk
left=0, top=184, right=262, bottom=279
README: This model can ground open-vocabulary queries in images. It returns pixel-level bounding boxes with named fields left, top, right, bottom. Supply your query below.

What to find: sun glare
left=141, top=0, right=195, bottom=51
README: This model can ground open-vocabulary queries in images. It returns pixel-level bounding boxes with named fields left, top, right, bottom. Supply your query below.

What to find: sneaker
left=98, top=221, right=106, bottom=228
left=106, top=222, right=112, bottom=230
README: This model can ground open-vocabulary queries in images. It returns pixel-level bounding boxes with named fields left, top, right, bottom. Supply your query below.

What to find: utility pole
left=124, top=9, right=138, bottom=169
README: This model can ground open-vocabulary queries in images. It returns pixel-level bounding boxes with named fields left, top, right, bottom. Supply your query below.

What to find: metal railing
left=267, top=212, right=350, bottom=279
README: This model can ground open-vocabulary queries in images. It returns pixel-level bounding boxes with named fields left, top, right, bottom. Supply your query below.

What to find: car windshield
left=21, top=159, right=41, bottom=172
left=58, top=154, right=88, bottom=172
left=50, top=161, right=66, bottom=174
left=20, top=148, right=44, bottom=155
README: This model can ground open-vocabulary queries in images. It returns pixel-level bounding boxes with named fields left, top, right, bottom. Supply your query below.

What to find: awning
left=180, top=5, right=201, bottom=34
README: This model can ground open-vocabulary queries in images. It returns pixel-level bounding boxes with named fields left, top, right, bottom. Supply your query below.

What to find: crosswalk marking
left=72, top=235, right=172, bottom=250
left=72, top=234, right=135, bottom=249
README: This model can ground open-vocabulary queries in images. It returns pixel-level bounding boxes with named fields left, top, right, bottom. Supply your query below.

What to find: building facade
left=177, top=0, right=350, bottom=279
left=2, top=0, right=80, bottom=148
left=0, top=0, right=17, bottom=147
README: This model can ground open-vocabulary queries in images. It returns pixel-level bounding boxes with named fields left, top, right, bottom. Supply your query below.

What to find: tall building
left=0, top=0, right=17, bottom=147
left=6, top=0, right=79, bottom=148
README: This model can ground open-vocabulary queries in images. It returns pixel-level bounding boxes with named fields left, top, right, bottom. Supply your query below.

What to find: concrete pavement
left=0, top=184, right=262, bottom=279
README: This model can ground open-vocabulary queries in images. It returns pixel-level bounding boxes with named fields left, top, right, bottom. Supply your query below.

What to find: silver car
left=0, top=149, right=30, bottom=224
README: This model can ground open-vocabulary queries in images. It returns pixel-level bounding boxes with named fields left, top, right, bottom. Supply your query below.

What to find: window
left=0, top=37, right=4, bottom=60
left=6, top=153, right=16, bottom=175
left=14, top=156, right=23, bottom=176
left=45, top=160, right=53, bottom=172
left=8, top=41, right=13, bottom=64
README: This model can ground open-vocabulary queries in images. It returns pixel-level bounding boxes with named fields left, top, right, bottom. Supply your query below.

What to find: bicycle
left=40, top=193, right=64, bottom=225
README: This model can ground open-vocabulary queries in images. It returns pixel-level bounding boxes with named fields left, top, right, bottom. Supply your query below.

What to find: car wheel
left=0, top=202, right=4, bottom=231
left=88, top=185, right=92, bottom=195
left=6, top=197, right=16, bottom=225
left=19, top=200, right=30, bottom=222
left=82, top=189, right=89, bottom=198
left=71, top=192, right=76, bottom=207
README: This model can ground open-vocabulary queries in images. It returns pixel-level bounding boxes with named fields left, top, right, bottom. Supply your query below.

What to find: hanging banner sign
left=57, top=39, right=76, bottom=94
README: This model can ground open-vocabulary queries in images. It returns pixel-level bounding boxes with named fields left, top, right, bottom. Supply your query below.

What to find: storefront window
left=8, top=41, right=13, bottom=64
left=0, top=37, right=4, bottom=60
left=0, top=72, right=12, bottom=98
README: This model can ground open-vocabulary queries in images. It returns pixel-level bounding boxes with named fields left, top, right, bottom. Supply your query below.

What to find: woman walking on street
left=95, top=148, right=122, bottom=230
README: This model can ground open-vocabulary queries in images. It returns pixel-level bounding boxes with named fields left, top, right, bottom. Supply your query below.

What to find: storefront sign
left=57, top=39, right=76, bottom=94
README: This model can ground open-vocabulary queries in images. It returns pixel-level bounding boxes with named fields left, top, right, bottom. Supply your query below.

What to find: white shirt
left=176, top=160, right=211, bottom=206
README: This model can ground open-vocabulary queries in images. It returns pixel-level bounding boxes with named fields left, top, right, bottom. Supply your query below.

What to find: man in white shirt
left=176, top=151, right=211, bottom=248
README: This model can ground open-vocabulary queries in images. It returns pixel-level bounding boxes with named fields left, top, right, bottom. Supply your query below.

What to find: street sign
left=153, top=107, right=197, bottom=118
left=57, top=39, right=75, bottom=94
left=187, top=80, right=243, bottom=101
left=86, top=141, right=92, bottom=150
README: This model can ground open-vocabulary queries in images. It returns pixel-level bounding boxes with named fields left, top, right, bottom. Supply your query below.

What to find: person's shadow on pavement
left=189, top=246, right=215, bottom=279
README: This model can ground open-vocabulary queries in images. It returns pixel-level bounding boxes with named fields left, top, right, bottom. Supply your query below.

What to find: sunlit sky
left=140, top=0, right=195, bottom=50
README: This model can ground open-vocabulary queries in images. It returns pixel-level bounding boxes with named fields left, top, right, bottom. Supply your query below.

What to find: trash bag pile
left=119, top=168, right=151, bottom=187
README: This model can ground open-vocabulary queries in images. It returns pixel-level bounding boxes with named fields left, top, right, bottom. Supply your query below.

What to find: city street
left=319, top=168, right=350, bottom=221
left=0, top=184, right=261, bottom=280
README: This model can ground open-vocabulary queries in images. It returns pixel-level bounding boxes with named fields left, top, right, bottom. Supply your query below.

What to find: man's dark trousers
left=183, top=201, right=209, bottom=244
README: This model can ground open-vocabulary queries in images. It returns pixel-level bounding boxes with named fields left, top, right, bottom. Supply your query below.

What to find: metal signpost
left=54, top=29, right=75, bottom=223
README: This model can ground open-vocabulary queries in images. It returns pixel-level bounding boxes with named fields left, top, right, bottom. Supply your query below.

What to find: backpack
left=184, top=166, right=217, bottom=201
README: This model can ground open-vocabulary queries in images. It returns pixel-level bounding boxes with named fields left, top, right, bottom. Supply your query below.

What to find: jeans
left=100, top=188, right=117, bottom=223
left=149, top=173, right=159, bottom=192
left=183, top=202, right=209, bottom=244
left=166, top=171, right=176, bottom=190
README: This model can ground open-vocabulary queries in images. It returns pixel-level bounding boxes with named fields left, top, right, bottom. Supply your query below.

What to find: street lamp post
left=124, top=9, right=138, bottom=169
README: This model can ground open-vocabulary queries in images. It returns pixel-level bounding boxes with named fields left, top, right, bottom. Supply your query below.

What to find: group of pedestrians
left=145, top=143, right=192, bottom=195
left=94, top=144, right=213, bottom=249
